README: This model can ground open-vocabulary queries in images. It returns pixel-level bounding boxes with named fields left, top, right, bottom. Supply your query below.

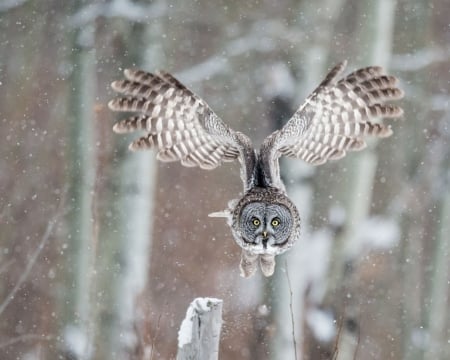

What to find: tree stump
left=177, top=298, right=223, bottom=360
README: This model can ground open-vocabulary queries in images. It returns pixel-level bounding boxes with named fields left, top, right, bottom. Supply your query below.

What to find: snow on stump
left=177, top=297, right=223, bottom=360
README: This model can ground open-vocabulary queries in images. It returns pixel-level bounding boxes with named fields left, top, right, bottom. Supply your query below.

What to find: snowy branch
left=68, top=0, right=167, bottom=28
left=0, top=0, right=29, bottom=12
left=0, top=334, right=53, bottom=349
left=176, top=33, right=276, bottom=83
left=391, top=46, right=450, bottom=72
left=177, top=20, right=303, bottom=83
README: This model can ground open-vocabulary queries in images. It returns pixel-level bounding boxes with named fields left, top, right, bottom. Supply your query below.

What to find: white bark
left=111, top=149, right=155, bottom=355
left=331, top=1, right=398, bottom=358
left=177, top=298, right=223, bottom=360
left=74, top=26, right=97, bottom=339
left=64, top=21, right=97, bottom=360
left=271, top=174, right=314, bottom=360
left=423, top=190, right=450, bottom=360
left=68, top=0, right=167, bottom=27
left=110, top=22, right=161, bottom=357
left=0, top=0, right=29, bottom=12
left=271, top=1, right=347, bottom=359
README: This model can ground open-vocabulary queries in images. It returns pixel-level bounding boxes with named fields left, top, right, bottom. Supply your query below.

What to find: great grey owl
left=108, top=61, right=404, bottom=278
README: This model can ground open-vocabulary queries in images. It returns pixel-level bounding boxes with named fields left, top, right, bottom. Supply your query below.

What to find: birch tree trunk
left=270, top=1, right=346, bottom=359
left=64, top=4, right=97, bottom=357
left=68, top=16, right=163, bottom=358
left=423, top=189, right=450, bottom=360
left=397, top=2, right=436, bottom=359
left=323, top=1, right=398, bottom=359
left=108, top=21, right=161, bottom=358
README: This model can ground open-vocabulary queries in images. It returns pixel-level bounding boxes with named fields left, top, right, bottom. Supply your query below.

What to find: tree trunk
left=63, top=3, right=97, bottom=357
left=270, top=1, right=347, bottom=359
left=423, top=190, right=450, bottom=360
left=108, top=21, right=161, bottom=358
left=326, top=1, right=398, bottom=359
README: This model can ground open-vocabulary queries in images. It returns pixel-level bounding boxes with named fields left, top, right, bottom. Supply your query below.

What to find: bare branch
left=332, top=316, right=344, bottom=360
left=149, top=312, right=162, bottom=360
left=285, top=261, right=298, bottom=360
left=0, top=192, right=67, bottom=317
left=0, top=259, right=15, bottom=276
left=391, top=47, right=450, bottom=72
left=0, top=0, right=29, bottom=12
left=0, top=334, right=53, bottom=349
left=68, top=0, right=167, bottom=28
left=177, top=21, right=303, bottom=83
left=352, top=316, right=362, bottom=360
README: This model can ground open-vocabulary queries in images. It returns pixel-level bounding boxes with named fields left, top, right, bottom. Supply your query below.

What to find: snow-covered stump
left=177, top=298, right=223, bottom=360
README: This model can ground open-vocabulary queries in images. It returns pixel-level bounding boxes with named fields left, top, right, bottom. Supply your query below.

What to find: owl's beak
left=262, top=231, right=268, bottom=238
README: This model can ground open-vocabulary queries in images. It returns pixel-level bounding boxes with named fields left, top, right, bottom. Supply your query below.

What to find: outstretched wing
left=108, top=69, right=256, bottom=189
left=261, top=61, right=404, bottom=180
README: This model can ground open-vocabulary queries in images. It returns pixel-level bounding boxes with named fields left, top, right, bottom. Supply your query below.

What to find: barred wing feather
left=108, top=69, right=245, bottom=170
left=271, top=61, right=404, bottom=165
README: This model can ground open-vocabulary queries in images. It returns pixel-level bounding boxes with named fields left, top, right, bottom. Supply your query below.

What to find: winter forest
left=1, top=0, right=449, bottom=359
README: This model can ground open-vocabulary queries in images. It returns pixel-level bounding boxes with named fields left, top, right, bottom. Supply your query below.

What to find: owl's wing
left=263, top=61, right=404, bottom=172
left=109, top=69, right=256, bottom=189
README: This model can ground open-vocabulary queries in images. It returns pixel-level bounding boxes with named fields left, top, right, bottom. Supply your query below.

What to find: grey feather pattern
left=108, top=62, right=404, bottom=278
left=264, top=61, right=404, bottom=169
left=108, top=69, right=254, bottom=177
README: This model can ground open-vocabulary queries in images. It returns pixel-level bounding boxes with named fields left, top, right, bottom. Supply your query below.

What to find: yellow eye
left=271, top=218, right=280, bottom=227
left=252, top=218, right=260, bottom=226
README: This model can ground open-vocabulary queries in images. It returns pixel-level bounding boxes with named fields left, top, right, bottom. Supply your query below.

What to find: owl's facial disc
left=239, top=201, right=292, bottom=254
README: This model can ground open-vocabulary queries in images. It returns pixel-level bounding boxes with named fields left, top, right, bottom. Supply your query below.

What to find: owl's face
left=238, top=202, right=293, bottom=255
left=229, top=188, right=300, bottom=277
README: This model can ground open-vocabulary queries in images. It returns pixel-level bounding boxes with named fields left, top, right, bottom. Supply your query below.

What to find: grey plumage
left=229, top=187, right=300, bottom=277
left=108, top=61, right=404, bottom=277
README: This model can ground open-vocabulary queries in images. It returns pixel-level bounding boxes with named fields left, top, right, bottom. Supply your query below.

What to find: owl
left=108, top=61, right=404, bottom=278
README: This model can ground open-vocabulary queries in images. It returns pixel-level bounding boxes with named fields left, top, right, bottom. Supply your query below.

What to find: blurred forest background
left=0, top=0, right=449, bottom=359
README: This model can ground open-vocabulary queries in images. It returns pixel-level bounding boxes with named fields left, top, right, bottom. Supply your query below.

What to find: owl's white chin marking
left=243, top=242, right=284, bottom=256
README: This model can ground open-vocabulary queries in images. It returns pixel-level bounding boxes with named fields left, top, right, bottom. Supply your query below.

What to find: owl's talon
left=239, top=251, right=258, bottom=278
left=260, top=254, right=276, bottom=277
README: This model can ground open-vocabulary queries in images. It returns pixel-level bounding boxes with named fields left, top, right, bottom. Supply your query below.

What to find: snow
left=392, top=47, right=450, bottom=72
left=177, top=21, right=293, bottom=84
left=357, top=216, right=400, bottom=249
left=343, top=215, right=401, bottom=260
left=263, top=62, right=296, bottom=99
left=328, top=204, right=346, bottom=228
left=68, top=0, right=167, bottom=28
left=306, top=308, right=336, bottom=342
left=0, top=0, right=29, bottom=12
left=63, top=325, right=91, bottom=359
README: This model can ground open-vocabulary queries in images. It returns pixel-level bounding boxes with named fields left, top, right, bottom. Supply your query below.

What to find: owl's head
left=230, top=187, right=301, bottom=277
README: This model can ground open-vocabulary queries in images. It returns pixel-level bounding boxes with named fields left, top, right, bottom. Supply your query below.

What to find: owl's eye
left=252, top=218, right=260, bottom=227
left=271, top=218, right=281, bottom=227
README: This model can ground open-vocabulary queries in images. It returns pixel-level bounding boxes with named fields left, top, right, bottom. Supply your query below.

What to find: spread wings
left=108, top=69, right=253, bottom=170
left=265, top=61, right=404, bottom=167
left=109, top=62, right=404, bottom=191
